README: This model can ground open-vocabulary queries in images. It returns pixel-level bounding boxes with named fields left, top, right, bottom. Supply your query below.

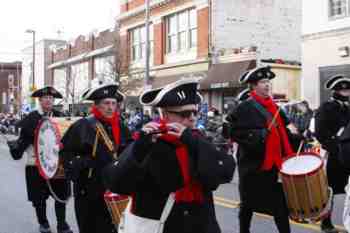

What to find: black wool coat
left=227, top=99, right=300, bottom=213
left=315, top=99, right=350, bottom=194
left=103, top=129, right=235, bottom=233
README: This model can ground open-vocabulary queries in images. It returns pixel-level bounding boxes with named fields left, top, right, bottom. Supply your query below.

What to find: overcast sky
left=0, top=0, right=119, bottom=62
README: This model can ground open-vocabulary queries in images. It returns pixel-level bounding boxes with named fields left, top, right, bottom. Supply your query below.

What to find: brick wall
left=197, top=6, right=209, bottom=58
left=154, top=21, right=165, bottom=65
left=212, top=0, right=301, bottom=62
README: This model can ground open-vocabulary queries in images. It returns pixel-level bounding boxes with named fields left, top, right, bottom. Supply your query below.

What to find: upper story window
left=95, top=56, right=114, bottom=79
left=166, top=8, right=197, bottom=54
left=130, top=25, right=153, bottom=62
left=329, top=0, right=349, bottom=19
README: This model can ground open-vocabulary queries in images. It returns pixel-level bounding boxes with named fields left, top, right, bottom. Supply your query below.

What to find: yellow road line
left=214, top=196, right=347, bottom=232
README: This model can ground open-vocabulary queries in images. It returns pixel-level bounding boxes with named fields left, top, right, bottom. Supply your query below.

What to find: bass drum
left=34, top=117, right=79, bottom=180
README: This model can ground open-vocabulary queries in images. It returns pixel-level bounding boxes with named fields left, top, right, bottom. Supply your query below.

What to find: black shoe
left=39, top=223, right=52, bottom=233
left=57, top=222, right=73, bottom=233
left=320, top=221, right=338, bottom=233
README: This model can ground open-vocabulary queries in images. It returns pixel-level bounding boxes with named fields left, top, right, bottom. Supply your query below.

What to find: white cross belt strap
left=118, top=193, right=175, bottom=233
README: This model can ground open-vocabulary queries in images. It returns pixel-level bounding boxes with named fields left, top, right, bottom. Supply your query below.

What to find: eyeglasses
left=167, top=110, right=198, bottom=118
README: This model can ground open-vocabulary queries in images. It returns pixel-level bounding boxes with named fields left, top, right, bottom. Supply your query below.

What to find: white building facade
left=21, top=39, right=66, bottom=107
left=302, top=0, right=350, bottom=108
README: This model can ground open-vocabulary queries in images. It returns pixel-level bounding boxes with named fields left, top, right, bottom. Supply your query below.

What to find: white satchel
left=343, top=177, right=350, bottom=232
left=118, top=193, right=175, bottom=233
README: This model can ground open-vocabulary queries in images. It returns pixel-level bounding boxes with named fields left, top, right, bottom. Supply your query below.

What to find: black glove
left=7, top=140, right=23, bottom=160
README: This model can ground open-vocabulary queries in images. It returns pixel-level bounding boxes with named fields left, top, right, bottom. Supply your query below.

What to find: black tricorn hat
left=140, top=78, right=202, bottom=107
left=239, top=66, right=275, bottom=84
left=236, top=88, right=251, bottom=102
left=325, top=74, right=350, bottom=91
left=84, top=84, right=125, bottom=102
left=31, top=86, right=63, bottom=99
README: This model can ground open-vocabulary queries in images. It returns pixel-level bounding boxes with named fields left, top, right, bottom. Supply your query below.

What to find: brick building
left=48, top=0, right=302, bottom=112
left=0, top=62, right=22, bottom=113
left=47, top=29, right=119, bottom=113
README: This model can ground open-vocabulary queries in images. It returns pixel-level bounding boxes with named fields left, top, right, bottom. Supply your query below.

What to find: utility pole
left=26, top=29, right=36, bottom=109
left=145, top=0, right=150, bottom=88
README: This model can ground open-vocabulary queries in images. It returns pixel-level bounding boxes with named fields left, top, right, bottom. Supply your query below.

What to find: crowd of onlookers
left=0, top=113, right=20, bottom=135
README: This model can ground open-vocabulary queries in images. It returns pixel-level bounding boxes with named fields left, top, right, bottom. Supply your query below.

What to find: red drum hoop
left=34, top=118, right=62, bottom=180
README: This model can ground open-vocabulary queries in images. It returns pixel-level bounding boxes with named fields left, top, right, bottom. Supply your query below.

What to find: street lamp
left=25, top=29, right=35, bottom=90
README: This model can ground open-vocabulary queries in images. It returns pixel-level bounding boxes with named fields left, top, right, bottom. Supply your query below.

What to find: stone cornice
left=303, top=27, right=350, bottom=41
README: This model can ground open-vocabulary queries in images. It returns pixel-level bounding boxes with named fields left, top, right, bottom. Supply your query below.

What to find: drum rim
left=34, top=118, right=62, bottom=180
left=104, top=192, right=129, bottom=201
left=280, top=152, right=323, bottom=177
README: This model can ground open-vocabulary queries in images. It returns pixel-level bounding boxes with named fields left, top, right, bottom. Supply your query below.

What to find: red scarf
left=158, top=120, right=204, bottom=203
left=91, top=105, right=121, bottom=145
left=250, top=91, right=294, bottom=171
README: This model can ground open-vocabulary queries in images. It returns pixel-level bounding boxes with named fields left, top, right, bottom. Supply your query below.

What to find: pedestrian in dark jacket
left=315, top=74, right=350, bottom=233
left=227, top=66, right=301, bottom=233
left=103, top=78, right=235, bottom=233
left=7, top=86, right=72, bottom=233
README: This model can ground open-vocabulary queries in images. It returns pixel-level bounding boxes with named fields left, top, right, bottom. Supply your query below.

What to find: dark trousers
left=74, top=195, right=115, bottom=233
left=239, top=203, right=290, bottom=233
left=26, top=166, right=70, bottom=227
left=239, top=169, right=291, bottom=233
left=33, top=200, right=67, bottom=226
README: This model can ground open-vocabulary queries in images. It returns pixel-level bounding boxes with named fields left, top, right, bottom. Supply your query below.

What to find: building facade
left=302, top=0, right=350, bottom=108
left=47, top=29, right=118, bottom=113
left=21, top=39, right=66, bottom=108
left=0, top=62, right=22, bottom=113
left=205, top=0, right=302, bottom=112
left=47, top=0, right=302, bottom=113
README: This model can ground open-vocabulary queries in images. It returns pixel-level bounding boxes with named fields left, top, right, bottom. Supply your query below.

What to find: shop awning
left=151, top=72, right=207, bottom=88
left=200, top=60, right=256, bottom=90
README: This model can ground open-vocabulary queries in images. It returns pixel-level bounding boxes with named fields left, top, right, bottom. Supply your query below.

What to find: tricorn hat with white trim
left=325, top=74, right=350, bottom=91
left=83, top=77, right=125, bottom=102
left=236, top=88, right=251, bottom=102
left=140, top=78, right=202, bottom=107
left=239, top=66, right=275, bottom=84
left=31, top=86, right=63, bottom=99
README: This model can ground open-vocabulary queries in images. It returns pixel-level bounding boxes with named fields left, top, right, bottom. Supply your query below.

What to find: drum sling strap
left=249, top=98, right=280, bottom=131
left=88, top=120, right=119, bottom=178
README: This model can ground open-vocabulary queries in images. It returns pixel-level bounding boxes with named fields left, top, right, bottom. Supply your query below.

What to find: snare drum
left=104, top=192, right=129, bottom=226
left=280, top=153, right=330, bottom=221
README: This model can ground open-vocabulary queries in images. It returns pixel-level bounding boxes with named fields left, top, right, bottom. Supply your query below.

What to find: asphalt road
left=0, top=136, right=347, bottom=233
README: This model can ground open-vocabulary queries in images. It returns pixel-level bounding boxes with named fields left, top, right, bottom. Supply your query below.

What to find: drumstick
left=296, top=140, right=304, bottom=157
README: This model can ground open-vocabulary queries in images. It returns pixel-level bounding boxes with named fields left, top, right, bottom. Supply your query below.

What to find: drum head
left=281, top=154, right=322, bottom=176
left=34, top=118, right=62, bottom=179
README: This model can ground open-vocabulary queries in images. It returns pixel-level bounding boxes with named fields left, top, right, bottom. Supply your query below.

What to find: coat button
left=184, top=210, right=189, bottom=216
left=81, top=190, right=85, bottom=195
left=218, top=160, right=223, bottom=165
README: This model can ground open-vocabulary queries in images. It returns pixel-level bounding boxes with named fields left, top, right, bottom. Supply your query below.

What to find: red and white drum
left=104, top=192, right=130, bottom=226
left=280, top=153, right=331, bottom=221
left=34, top=118, right=63, bottom=180
left=34, top=117, right=79, bottom=180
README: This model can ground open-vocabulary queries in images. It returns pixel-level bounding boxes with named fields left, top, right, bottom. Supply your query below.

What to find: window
left=53, top=68, right=67, bottom=101
left=130, top=25, right=154, bottom=62
left=69, top=62, right=89, bottom=103
left=95, top=56, right=114, bottom=80
left=329, top=0, right=349, bottom=18
left=166, top=8, right=197, bottom=53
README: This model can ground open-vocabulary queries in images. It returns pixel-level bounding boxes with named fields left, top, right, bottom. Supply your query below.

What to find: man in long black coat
left=7, top=86, right=72, bottom=233
left=103, top=78, right=235, bottom=233
left=315, top=74, right=350, bottom=233
left=60, top=81, right=132, bottom=233
left=227, top=66, right=300, bottom=233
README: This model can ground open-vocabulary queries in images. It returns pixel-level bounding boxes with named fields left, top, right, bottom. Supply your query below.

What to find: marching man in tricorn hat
left=315, top=74, right=350, bottom=233
left=60, top=79, right=132, bottom=233
left=7, top=86, right=72, bottom=233
left=103, top=78, right=235, bottom=233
